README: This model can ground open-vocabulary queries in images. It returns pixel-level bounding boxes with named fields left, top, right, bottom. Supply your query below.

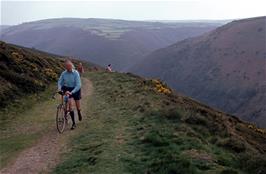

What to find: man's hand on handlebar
left=56, top=90, right=72, bottom=96
left=65, top=91, right=72, bottom=96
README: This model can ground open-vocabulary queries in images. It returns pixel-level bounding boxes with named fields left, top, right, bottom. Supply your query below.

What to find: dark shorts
left=61, top=86, right=81, bottom=101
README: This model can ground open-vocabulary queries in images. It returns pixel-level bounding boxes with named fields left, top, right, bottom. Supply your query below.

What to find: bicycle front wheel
left=56, top=104, right=66, bottom=133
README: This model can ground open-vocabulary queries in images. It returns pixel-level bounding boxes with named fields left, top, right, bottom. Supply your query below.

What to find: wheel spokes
left=56, top=106, right=66, bottom=133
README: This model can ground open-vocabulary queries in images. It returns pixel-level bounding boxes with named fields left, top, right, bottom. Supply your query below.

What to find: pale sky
left=1, top=0, right=266, bottom=25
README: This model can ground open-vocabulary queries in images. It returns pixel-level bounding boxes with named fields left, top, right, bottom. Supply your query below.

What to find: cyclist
left=77, top=62, right=84, bottom=74
left=58, top=60, right=82, bottom=130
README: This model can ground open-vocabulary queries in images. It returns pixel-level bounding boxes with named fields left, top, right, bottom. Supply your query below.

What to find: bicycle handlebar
left=52, top=91, right=72, bottom=100
left=58, top=91, right=64, bottom=95
left=52, top=91, right=64, bottom=99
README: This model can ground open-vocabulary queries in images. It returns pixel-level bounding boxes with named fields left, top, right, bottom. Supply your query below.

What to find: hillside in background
left=0, top=18, right=223, bottom=71
left=0, top=25, right=10, bottom=33
left=131, top=16, right=266, bottom=128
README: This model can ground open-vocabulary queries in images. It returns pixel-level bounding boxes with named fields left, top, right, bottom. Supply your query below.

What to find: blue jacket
left=58, top=70, right=81, bottom=94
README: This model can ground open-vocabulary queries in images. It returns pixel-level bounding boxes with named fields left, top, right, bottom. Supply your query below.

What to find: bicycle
left=54, top=91, right=71, bottom=133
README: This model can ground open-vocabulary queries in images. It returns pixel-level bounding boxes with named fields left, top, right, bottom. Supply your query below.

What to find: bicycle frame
left=61, top=94, right=70, bottom=111
left=58, top=91, right=73, bottom=111
left=55, top=91, right=72, bottom=133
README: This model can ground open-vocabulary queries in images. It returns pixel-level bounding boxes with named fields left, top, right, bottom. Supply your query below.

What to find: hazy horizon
left=0, top=17, right=236, bottom=26
left=1, top=0, right=266, bottom=25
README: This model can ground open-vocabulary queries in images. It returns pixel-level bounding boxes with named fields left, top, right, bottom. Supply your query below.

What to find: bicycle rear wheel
left=56, top=104, right=66, bottom=133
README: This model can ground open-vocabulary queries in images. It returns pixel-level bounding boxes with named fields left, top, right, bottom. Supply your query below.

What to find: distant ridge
left=0, top=18, right=222, bottom=71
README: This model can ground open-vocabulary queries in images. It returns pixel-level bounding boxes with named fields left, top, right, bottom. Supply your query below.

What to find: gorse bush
left=151, top=79, right=172, bottom=95
left=0, top=41, right=65, bottom=107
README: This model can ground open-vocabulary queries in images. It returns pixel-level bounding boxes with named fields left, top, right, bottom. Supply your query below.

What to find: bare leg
left=61, top=95, right=63, bottom=104
left=68, top=98, right=76, bottom=128
left=75, top=100, right=82, bottom=121
left=75, top=100, right=81, bottom=110
left=68, top=98, right=73, bottom=111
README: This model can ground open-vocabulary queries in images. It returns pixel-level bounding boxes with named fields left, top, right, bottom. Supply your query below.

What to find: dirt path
left=1, top=78, right=93, bottom=174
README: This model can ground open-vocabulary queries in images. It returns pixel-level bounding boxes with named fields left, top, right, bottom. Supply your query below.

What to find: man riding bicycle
left=58, top=60, right=82, bottom=130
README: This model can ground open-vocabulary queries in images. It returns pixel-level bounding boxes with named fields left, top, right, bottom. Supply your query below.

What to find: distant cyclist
left=58, top=60, right=82, bottom=130
left=106, top=64, right=112, bottom=72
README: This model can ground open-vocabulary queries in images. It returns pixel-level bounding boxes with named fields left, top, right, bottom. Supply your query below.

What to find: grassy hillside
left=0, top=41, right=65, bottom=167
left=0, top=41, right=100, bottom=127
left=54, top=72, right=266, bottom=174
left=131, top=16, right=266, bottom=128
left=0, top=41, right=97, bottom=108
left=0, top=41, right=65, bottom=107
left=0, top=42, right=97, bottom=169
left=1, top=41, right=265, bottom=173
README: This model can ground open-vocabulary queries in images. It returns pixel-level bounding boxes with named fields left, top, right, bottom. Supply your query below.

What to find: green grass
left=53, top=72, right=266, bottom=174
left=0, top=133, right=39, bottom=167
left=53, top=73, right=135, bottom=173
left=0, top=84, right=57, bottom=168
left=0, top=41, right=97, bottom=170
left=1, top=71, right=265, bottom=173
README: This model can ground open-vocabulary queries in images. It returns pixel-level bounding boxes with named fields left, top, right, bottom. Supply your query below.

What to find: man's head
left=65, top=59, right=73, bottom=72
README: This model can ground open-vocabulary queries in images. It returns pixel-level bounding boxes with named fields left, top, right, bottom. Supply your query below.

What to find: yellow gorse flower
left=43, top=68, right=57, bottom=80
left=152, top=79, right=171, bottom=95
left=248, top=124, right=266, bottom=135
left=11, top=52, right=24, bottom=62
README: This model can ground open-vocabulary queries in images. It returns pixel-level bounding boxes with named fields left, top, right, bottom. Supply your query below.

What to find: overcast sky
left=1, top=0, right=266, bottom=25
